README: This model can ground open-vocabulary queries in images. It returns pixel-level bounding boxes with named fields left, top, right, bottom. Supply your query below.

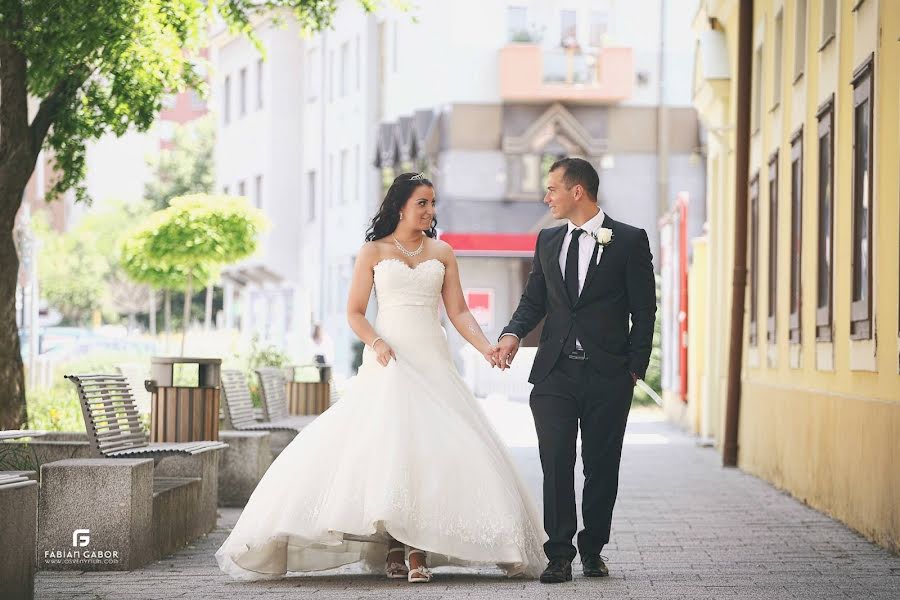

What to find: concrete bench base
left=268, top=430, right=296, bottom=456
left=1, top=471, right=38, bottom=600
left=218, top=431, right=272, bottom=507
left=38, top=454, right=221, bottom=571
left=152, top=476, right=202, bottom=558
left=153, top=450, right=220, bottom=536
left=39, top=458, right=155, bottom=571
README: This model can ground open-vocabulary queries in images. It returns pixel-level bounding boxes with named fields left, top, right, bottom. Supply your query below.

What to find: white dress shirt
left=501, top=207, right=606, bottom=350
left=559, top=207, right=606, bottom=297
left=560, top=208, right=605, bottom=350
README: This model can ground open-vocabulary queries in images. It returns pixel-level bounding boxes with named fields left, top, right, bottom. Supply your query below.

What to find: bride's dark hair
left=365, top=173, right=437, bottom=242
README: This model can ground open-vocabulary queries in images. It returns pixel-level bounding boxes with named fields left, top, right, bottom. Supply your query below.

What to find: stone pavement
left=36, top=402, right=900, bottom=599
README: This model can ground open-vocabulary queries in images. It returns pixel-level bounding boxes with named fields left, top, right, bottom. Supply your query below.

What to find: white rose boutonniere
left=590, top=227, right=614, bottom=246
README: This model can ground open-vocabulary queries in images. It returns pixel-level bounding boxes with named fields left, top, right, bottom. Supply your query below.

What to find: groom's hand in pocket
left=496, top=335, right=520, bottom=371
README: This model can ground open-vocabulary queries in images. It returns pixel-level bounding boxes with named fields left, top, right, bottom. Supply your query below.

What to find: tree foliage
left=33, top=214, right=107, bottom=326
left=119, top=227, right=216, bottom=292
left=141, top=194, right=267, bottom=266
left=1, top=0, right=378, bottom=203
left=119, top=194, right=266, bottom=353
left=120, top=194, right=266, bottom=288
left=0, top=0, right=381, bottom=428
left=33, top=200, right=153, bottom=326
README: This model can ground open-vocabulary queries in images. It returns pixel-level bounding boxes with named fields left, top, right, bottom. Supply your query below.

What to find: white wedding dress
left=216, top=258, right=546, bottom=580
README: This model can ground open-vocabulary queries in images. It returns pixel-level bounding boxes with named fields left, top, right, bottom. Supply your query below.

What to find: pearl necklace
left=393, top=235, right=425, bottom=257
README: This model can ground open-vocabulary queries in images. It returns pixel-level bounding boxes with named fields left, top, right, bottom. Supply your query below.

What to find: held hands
left=372, top=339, right=397, bottom=367
left=481, top=344, right=502, bottom=368
left=493, top=335, right=520, bottom=371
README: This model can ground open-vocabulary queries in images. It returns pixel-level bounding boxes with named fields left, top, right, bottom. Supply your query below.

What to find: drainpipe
left=723, top=0, right=753, bottom=468
left=318, top=31, right=328, bottom=323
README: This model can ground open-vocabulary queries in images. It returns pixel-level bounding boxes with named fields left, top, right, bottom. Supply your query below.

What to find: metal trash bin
left=284, top=364, right=331, bottom=415
left=145, top=357, right=222, bottom=442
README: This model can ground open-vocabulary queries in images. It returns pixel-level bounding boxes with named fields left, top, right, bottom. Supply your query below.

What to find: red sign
left=464, top=289, right=494, bottom=327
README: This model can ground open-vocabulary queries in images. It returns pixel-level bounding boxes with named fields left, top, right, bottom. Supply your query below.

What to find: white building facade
left=210, top=0, right=705, bottom=377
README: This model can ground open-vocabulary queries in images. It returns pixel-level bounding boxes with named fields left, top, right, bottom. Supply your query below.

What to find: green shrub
left=26, top=350, right=153, bottom=432
left=240, top=335, right=292, bottom=408
left=26, top=384, right=84, bottom=432
left=632, top=276, right=662, bottom=408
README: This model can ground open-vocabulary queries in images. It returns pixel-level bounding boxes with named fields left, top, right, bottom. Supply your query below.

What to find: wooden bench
left=221, top=369, right=314, bottom=433
left=255, top=367, right=317, bottom=429
left=64, top=374, right=227, bottom=459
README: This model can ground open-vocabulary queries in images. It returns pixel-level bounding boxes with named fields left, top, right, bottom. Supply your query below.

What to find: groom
left=495, top=158, right=656, bottom=583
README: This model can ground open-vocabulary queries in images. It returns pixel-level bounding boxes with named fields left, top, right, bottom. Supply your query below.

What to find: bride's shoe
left=407, top=550, right=432, bottom=583
left=385, top=546, right=409, bottom=579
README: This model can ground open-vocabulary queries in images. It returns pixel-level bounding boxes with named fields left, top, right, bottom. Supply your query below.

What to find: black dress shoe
left=581, top=554, right=609, bottom=577
left=539, top=558, right=573, bottom=583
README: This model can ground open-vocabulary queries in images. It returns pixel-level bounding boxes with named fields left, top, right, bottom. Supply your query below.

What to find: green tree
left=119, top=226, right=216, bottom=345
left=0, top=0, right=378, bottom=429
left=33, top=215, right=107, bottom=326
left=33, top=200, right=152, bottom=327
left=145, top=114, right=215, bottom=211
left=121, top=194, right=266, bottom=355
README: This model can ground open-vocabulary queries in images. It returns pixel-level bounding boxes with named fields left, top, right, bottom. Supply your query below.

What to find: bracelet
left=370, top=336, right=384, bottom=350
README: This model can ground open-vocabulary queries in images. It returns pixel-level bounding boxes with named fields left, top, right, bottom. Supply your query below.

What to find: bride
left=216, top=172, right=546, bottom=583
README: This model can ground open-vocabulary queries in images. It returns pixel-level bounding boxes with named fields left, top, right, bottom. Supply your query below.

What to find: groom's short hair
left=550, top=157, right=599, bottom=201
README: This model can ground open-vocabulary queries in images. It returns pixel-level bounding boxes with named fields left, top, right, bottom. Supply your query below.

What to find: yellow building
left=687, top=0, right=899, bottom=552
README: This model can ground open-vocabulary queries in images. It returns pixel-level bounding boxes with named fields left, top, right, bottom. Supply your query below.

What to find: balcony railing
left=499, top=43, right=634, bottom=104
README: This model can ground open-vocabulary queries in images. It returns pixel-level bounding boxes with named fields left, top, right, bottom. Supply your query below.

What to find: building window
left=816, top=98, right=834, bottom=342
left=767, top=153, right=779, bottom=344
left=307, top=48, right=319, bottom=102
left=239, top=67, right=247, bottom=117
left=307, top=170, right=316, bottom=222
left=560, top=10, right=577, bottom=47
left=772, top=10, right=783, bottom=108
left=793, top=0, right=807, bottom=81
left=507, top=6, right=528, bottom=41
left=392, top=21, right=398, bottom=73
left=329, top=50, right=336, bottom=101
left=354, top=145, right=360, bottom=204
left=190, top=89, right=205, bottom=111
left=752, top=45, right=763, bottom=133
left=328, top=154, right=335, bottom=205
left=355, top=35, right=361, bottom=91
left=256, top=58, right=264, bottom=110
left=589, top=8, right=610, bottom=47
left=340, top=149, right=349, bottom=204
left=223, top=75, right=231, bottom=124
left=254, top=175, right=262, bottom=209
left=789, top=130, right=803, bottom=344
left=821, top=0, right=837, bottom=49
left=340, top=42, right=349, bottom=98
left=850, top=56, right=874, bottom=340
left=237, top=180, right=246, bottom=197
left=749, top=175, right=760, bottom=347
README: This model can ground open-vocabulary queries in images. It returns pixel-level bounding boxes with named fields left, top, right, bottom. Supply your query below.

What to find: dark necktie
left=565, top=229, right=583, bottom=305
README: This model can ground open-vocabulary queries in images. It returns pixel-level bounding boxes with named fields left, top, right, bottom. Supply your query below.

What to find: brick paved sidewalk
left=36, top=404, right=899, bottom=599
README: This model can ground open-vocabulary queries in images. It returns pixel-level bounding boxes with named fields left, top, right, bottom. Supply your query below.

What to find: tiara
left=410, top=172, right=428, bottom=181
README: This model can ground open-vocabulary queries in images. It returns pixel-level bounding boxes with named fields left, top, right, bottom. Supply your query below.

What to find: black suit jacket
left=501, top=214, right=656, bottom=385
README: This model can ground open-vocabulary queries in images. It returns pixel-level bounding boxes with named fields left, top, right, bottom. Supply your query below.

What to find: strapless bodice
left=373, top=258, right=445, bottom=310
